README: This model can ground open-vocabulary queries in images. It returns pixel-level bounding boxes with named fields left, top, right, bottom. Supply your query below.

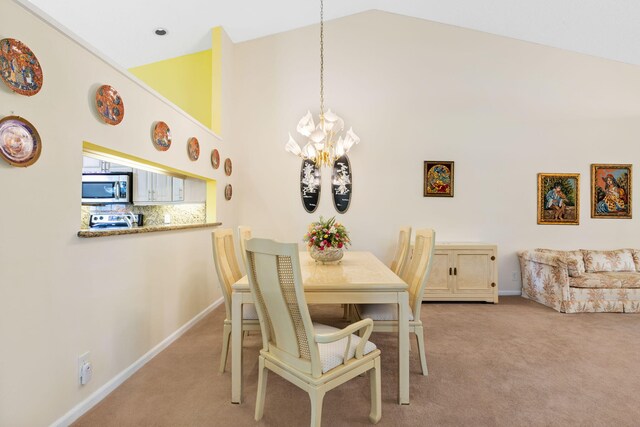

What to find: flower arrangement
left=303, top=216, right=350, bottom=251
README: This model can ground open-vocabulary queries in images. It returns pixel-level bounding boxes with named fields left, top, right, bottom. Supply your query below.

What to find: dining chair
left=237, top=225, right=252, bottom=272
left=245, top=238, right=382, bottom=426
left=212, top=229, right=261, bottom=373
left=389, top=226, right=412, bottom=276
left=355, top=229, right=435, bottom=375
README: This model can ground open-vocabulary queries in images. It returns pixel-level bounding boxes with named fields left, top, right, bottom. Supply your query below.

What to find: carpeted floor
left=73, top=297, right=640, bottom=426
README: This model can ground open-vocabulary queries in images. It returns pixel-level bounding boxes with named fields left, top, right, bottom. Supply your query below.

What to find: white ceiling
left=24, top=0, right=640, bottom=68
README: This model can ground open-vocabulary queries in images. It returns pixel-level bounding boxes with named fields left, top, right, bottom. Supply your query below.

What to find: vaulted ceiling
left=24, top=0, right=640, bottom=68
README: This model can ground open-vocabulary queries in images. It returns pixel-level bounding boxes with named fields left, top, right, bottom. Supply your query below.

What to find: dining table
left=231, top=251, right=412, bottom=405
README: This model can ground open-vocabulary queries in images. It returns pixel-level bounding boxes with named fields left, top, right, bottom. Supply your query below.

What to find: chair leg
left=219, top=323, right=232, bottom=373
left=414, top=325, right=428, bottom=376
left=309, top=389, right=326, bottom=427
left=369, top=357, right=382, bottom=424
left=342, top=304, right=350, bottom=320
left=255, top=356, right=268, bottom=421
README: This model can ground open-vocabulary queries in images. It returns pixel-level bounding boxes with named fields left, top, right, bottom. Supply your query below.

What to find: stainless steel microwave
left=82, top=173, right=132, bottom=204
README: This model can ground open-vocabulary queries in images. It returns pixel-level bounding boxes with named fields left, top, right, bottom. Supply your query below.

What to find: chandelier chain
left=320, top=0, right=324, bottom=118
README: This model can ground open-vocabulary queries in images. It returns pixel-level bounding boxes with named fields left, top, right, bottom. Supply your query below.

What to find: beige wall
left=0, top=1, right=239, bottom=425
left=231, top=11, right=640, bottom=292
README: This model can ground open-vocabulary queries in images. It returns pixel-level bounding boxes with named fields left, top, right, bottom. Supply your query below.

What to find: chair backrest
left=389, top=226, right=412, bottom=276
left=212, top=229, right=243, bottom=320
left=245, top=238, right=323, bottom=378
left=401, top=229, right=436, bottom=319
left=237, top=226, right=252, bottom=272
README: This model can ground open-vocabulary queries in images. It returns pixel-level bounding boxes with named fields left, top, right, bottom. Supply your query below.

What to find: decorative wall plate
left=224, top=184, right=233, bottom=200
left=224, top=158, right=232, bottom=176
left=0, top=38, right=43, bottom=96
left=187, top=137, right=200, bottom=161
left=300, top=159, right=321, bottom=213
left=211, top=149, right=220, bottom=169
left=152, top=121, right=171, bottom=151
left=0, top=115, right=42, bottom=167
left=95, top=85, right=124, bottom=125
left=332, top=155, right=352, bottom=213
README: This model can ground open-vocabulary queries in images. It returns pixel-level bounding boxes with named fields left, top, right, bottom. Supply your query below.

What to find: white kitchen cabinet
left=184, top=178, right=206, bottom=203
left=82, top=156, right=131, bottom=173
left=423, top=243, right=498, bottom=303
left=133, top=170, right=173, bottom=203
left=172, top=177, right=184, bottom=201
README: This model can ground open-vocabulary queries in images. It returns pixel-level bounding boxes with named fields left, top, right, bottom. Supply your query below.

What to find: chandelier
left=285, top=0, right=360, bottom=167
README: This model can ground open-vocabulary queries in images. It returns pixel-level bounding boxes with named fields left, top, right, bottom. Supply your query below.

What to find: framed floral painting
left=537, top=173, right=580, bottom=225
left=591, top=164, right=632, bottom=219
left=424, top=161, right=454, bottom=197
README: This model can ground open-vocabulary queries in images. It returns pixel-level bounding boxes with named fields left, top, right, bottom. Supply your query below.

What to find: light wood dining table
left=231, top=251, right=411, bottom=405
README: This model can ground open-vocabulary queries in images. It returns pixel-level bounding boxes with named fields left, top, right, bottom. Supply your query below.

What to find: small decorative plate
left=95, top=85, right=124, bottom=125
left=211, top=149, right=220, bottom=169
left=0, top=38, right=43, bottom=96
left=224, top=158, right=232, bottom=176
left=187, top=137, right=200, bottom=161
left=0, top=115, right=42, bottom=167
left=153, top=121, right=171, bottom=151
left=224, top=184, right=233, bottom=201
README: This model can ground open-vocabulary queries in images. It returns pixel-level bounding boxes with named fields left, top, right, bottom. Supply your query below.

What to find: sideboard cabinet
left=423, top=243, right=498, bottom=303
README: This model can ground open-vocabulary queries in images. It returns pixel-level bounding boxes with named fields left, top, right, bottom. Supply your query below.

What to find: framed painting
left=424, top=161, right=454, bottom=197
left=591, top=164, right=632, bottom=219
left=537, top=173, right=580, bottom=225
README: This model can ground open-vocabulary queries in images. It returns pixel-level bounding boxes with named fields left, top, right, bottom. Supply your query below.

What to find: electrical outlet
left=511, top=271, right=519, bottom=282
left=163, top=214, right=171, bottom=224
left=78, top=352, right=92, bottom=385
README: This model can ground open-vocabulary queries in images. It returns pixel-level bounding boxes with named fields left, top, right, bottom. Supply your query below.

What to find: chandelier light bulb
left=297, top=111, right=315, bottom=137
left=285, top=134, right=302, bottom=156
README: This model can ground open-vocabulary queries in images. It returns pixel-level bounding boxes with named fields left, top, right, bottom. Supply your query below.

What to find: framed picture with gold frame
left=591, top=164, right=632, bottom=219
left=537, top=173, right=580, bottom=225
left=423, top=161, right=454, bottom=197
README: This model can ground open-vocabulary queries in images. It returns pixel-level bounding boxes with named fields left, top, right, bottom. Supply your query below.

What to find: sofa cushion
left=569, top=272, right=640, bottom=289
left=535, top=249, right=585, bottom=277
left=629, top=249, right=640, bottom=272
left=581, top=249, right=635, bottom=273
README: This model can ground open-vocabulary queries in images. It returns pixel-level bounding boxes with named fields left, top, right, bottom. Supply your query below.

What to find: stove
left=89, top=213, right=140, bottom=229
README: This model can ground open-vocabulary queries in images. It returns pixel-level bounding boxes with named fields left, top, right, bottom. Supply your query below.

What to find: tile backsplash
left=81, top=203, right=206, bottom=228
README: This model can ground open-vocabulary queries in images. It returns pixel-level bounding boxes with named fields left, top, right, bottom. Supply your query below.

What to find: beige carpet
left=73, top=297, right=640, bottom=426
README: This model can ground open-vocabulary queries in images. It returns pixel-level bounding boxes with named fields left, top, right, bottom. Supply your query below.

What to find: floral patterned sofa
left=518, top=249, right=640, bottom=313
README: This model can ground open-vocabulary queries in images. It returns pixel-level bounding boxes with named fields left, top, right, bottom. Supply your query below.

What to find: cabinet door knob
left=454, top=267, right=457, bottom=275
left=491, top=282, right=496, bottom=288
left=491, top=256, right=496, bottom=261
left=449, top=267, right=452, bottom=276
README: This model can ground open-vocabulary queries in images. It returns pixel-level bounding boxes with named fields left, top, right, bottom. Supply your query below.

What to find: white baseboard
left=50, top=297, right=224, bottom=427
left=499, top=290, right=523, bottom=296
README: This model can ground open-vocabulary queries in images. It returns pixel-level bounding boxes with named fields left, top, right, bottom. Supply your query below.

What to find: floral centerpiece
left=303, top=216, right=350, bottom=263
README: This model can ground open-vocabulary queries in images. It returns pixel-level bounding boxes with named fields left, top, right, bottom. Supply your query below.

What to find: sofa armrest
left=518, top=250, right=568, bottom=269
left=518, top=250, right=570, bottom=312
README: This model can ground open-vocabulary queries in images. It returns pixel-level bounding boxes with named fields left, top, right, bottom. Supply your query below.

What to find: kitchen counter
left=77, top=222, right=222, bottom=238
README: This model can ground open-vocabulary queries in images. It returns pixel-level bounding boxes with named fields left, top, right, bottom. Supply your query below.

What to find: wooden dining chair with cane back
left=237, top=225, right=252, bottom=272
left=389, top=226, right=412, bottom=276
left=355, top=229, right=435, bottom=375
left=212, top=229, right=261, bottom=373
left=245, top=238, right=382, bottom=426
left=344, top=226, right=411, bottom=320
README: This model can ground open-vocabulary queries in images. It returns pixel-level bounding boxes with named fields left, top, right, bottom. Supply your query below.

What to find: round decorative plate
left=0, top=38, right=43, bottom=96
left=224, top=158, right=232, bottom=176
left=224, top=184, right=233, bottom=201
left=211, top=149, right=220, bottom=169
left=152, top=121, right=172, bottom=151
left=95, top=85, right=124, bottom=125
left=187, top=137, right=200, bottom=161
left=0, top=115, right=42, bottom=167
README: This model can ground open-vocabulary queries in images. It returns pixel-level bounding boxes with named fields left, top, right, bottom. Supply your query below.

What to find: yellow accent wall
left=129, top=49, right=213, bottom=130
left=211, top=27, right=222, bottom=135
